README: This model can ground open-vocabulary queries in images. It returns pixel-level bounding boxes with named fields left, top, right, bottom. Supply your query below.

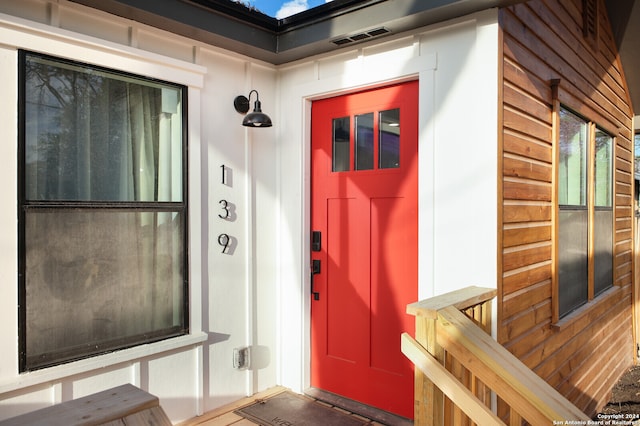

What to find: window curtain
left=23, top=56, right=184, bottom=366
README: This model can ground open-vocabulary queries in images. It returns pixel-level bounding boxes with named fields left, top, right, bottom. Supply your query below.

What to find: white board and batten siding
left=0, top=1, right=500, bottom=423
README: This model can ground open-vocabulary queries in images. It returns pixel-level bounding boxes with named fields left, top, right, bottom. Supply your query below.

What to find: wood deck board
left=177, top=387, right=288, bottom=425
left=178, top=386, right=402, bottom=426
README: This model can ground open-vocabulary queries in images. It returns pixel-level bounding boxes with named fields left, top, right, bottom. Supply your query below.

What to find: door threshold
left=304, top=387, right=413, bottom=426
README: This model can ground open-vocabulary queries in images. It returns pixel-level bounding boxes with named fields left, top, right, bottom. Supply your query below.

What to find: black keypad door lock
left=312, top=231, right=321, bottom=252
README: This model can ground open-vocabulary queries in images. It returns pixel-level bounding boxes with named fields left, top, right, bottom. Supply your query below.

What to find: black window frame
left=17, top=50, right=190, bottom=371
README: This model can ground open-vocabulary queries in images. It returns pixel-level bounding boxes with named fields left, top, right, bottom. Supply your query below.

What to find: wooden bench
left=0, top=384, right=171, bottom=426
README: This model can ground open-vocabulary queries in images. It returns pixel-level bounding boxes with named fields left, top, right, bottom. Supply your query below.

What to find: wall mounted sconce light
left=233, top=90, right=272, bottom=127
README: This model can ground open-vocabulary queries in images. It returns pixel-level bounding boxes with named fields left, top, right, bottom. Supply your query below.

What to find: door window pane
left=379, top=109, right=400, bottom=169
left=355, top=113, right=374, bottom=170
left=332, top=116, right=350, bottom=172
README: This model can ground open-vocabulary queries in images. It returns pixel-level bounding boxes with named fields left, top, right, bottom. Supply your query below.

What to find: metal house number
left=218, top=199, right=231, bottom=219
left=218, top=164, right=234, bottom=254
left=218, top=233, right=230, bottom=254
left=221, top=164, right=227, bottom=185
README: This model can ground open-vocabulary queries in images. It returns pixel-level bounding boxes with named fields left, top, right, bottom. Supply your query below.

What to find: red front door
left=310, top=81, right=418, bottom=418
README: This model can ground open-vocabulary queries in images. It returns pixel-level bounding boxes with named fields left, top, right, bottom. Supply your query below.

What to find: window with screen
left=557, top=107, right=613, bottom=318
left=19, top=51, right=188, bottom=370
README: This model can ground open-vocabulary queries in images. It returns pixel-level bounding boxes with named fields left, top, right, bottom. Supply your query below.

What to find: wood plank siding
left=498, top=0, right=634, bottom=416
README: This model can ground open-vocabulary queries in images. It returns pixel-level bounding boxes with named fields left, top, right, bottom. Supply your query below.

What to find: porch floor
left=177, top=364, right=640, bottom=425
left=176, top=386, right=413, bottom=426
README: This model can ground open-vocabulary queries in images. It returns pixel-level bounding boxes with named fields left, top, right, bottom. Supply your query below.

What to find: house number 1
left=221, top=164, right=227, bottom=185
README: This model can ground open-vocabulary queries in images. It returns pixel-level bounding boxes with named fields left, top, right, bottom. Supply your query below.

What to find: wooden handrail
left=403, top=286, right=591, bottom=425
left=407, top=286, right=498, bottom=319
left=401, top=333, right=503, bottom=426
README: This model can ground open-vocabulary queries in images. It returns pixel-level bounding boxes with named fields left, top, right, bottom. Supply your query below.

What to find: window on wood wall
left=557, top=107, right=613, bottom=318
left=18, top=51, right=189, bottom=371
left=635, top=133, right=640, bottom=213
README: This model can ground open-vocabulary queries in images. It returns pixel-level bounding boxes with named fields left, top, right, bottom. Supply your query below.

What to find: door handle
left=311, top=260, right=321, bottom=300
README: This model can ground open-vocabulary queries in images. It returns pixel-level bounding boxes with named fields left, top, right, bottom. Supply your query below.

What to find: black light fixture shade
left=234, top=90, right=272, bottom=127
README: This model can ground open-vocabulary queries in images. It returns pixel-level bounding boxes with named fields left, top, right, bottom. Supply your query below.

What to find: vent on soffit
left=332, top=27, right=390, bottom=46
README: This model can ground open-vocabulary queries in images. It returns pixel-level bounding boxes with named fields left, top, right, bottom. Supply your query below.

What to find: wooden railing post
left=415, top=315, right=444, bottom=426
left=408, top=286, right=498, bottom=425
left=405, top=286, right=590, bottom=425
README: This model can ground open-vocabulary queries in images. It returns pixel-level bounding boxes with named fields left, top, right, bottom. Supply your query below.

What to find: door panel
left=310, top=81, right=419, bottom=418
left=371, top=196, right=412, bottom=375
left=326, top=197, right=366, bottom=363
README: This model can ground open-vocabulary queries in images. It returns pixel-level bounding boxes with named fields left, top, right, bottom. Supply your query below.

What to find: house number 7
left=218, top=199, right=231, bottom=219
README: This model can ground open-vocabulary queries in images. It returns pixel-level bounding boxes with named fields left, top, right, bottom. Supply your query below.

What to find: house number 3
left=218, top=199, right=231, bottom=219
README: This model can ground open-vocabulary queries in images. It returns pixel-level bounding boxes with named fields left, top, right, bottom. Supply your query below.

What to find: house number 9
left=218, top=199, right=231, bottom=219
left=218, top=233, right=230, bottom=253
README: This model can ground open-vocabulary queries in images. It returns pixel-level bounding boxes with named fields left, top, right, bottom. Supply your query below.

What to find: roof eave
left=70, top=0, right=523, bottom=65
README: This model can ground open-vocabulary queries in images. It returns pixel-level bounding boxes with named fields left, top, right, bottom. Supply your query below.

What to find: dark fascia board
left=606, top=0, right=640, bottom=112
left=69, top=0, right=280, bottom=60
left=70, top=0, right=522, bottom=65
left=275, top=0, right=523, bottom=63
left=604, top=0, right=635, bottom=48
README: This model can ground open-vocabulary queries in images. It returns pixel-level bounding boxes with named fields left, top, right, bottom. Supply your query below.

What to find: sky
left=243, top=0, right=333, bottom=19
